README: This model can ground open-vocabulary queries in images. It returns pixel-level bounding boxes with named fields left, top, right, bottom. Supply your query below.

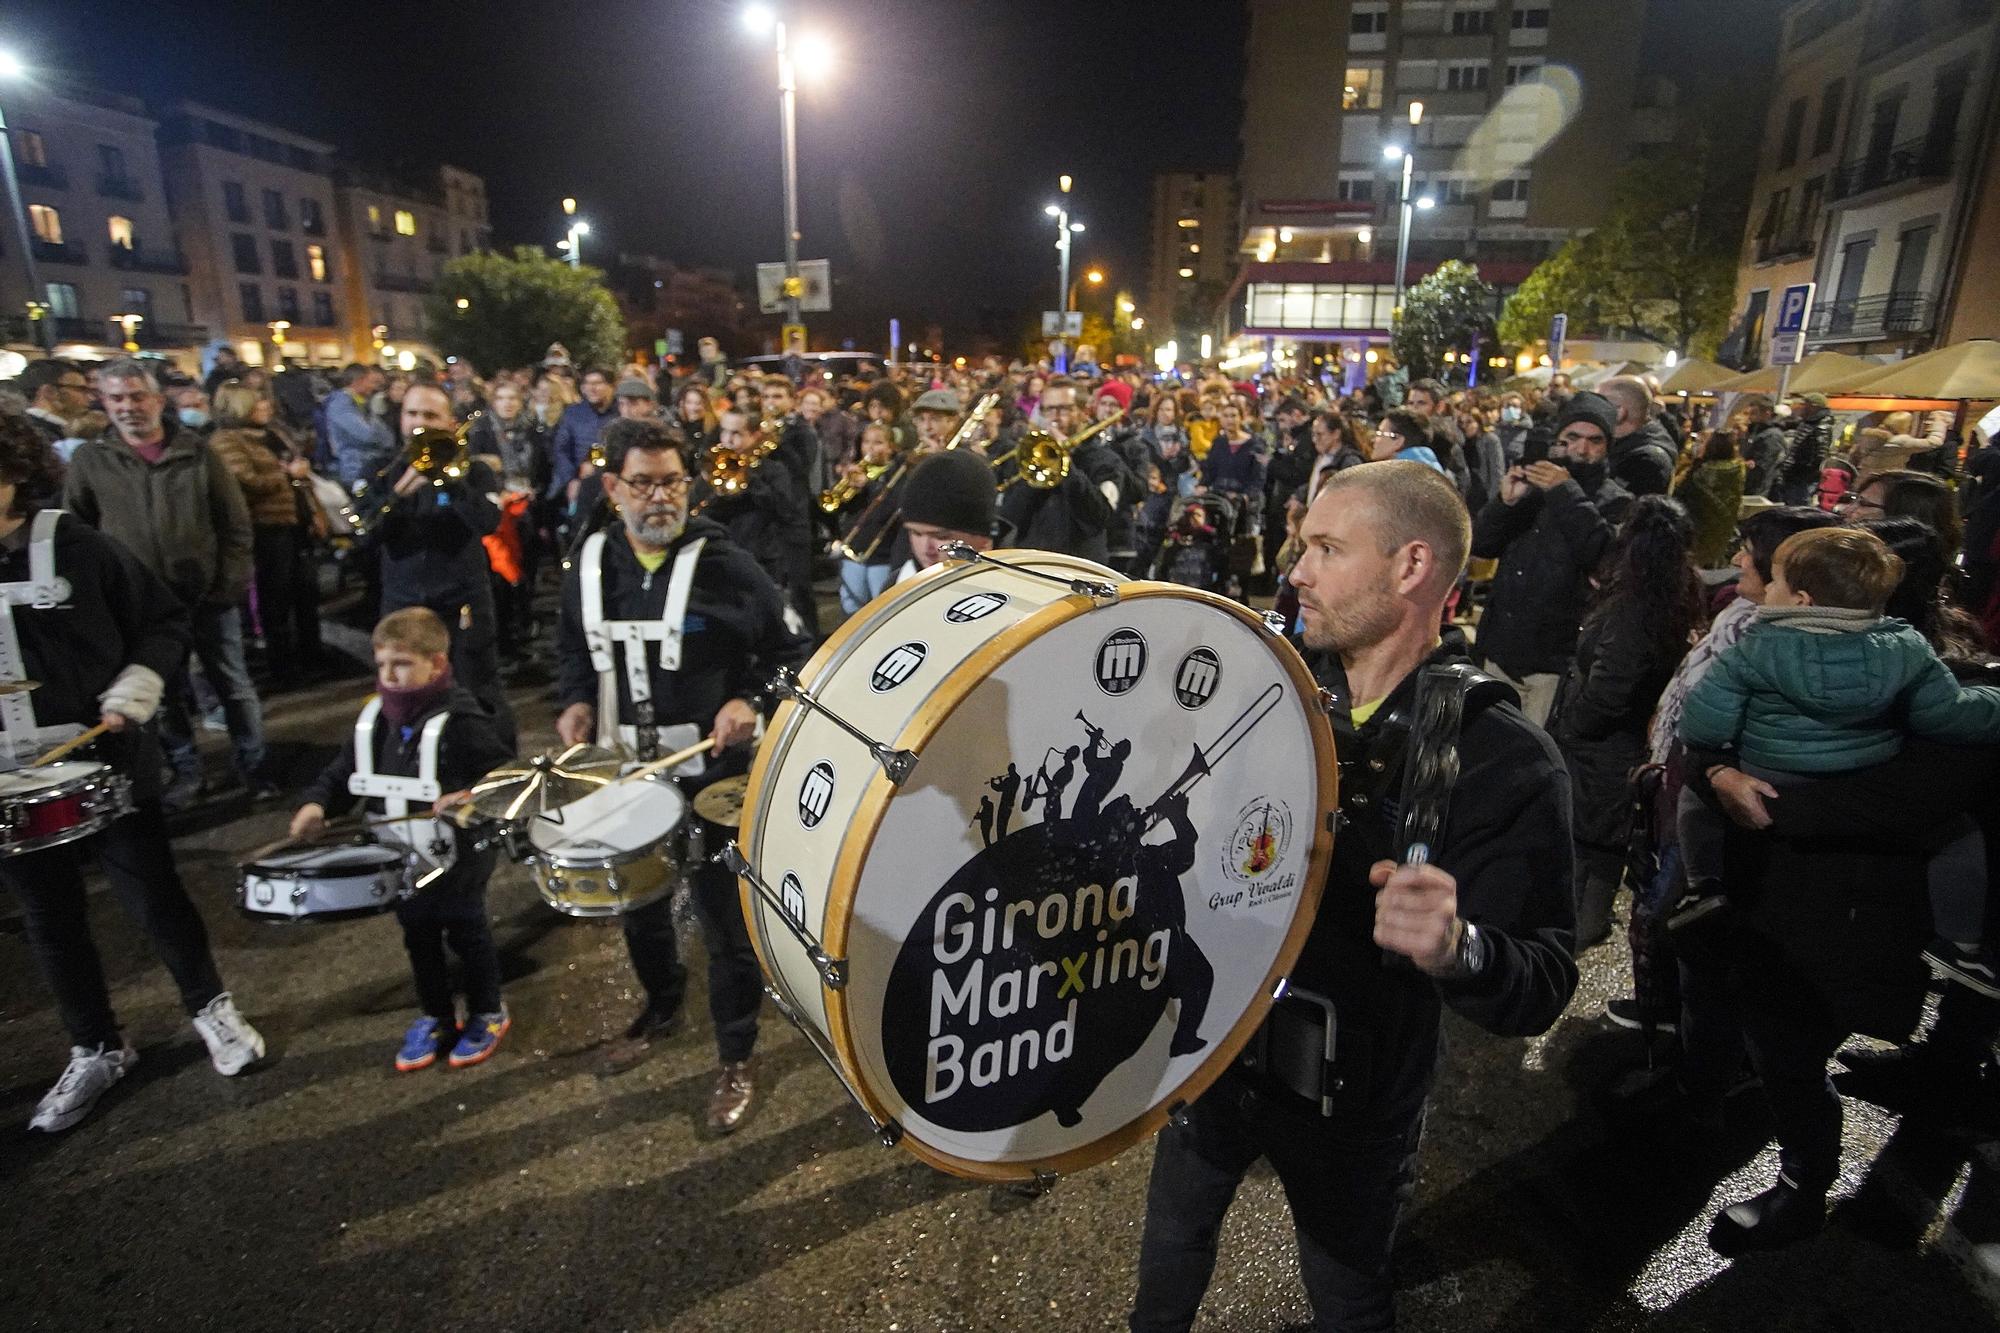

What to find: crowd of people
left=4, top=331, right=2000, bottom=1328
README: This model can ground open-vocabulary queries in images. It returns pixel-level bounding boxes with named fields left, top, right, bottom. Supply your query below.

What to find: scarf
left=1755, top=604, right=1880, bottom=635
left=379, top=666, right=456, bottom=730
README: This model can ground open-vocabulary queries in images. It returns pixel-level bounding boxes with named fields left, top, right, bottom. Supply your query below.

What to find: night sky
left=7, top=1, right=1777, bottom=351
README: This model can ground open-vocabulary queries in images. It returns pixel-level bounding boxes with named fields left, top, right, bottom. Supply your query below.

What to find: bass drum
left=735, top=551, right=1336, bottom=1181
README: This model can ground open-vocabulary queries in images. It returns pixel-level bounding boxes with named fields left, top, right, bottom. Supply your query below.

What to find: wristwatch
left=1438, top=919, right=1489, bottom=980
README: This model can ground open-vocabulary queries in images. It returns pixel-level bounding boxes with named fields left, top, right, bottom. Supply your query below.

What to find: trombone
left=992, top=408, right=1126, bottom=491
left=833, top=391, right=998, bottom=560
left=691, top=417, right=782, bottom=518
left=349, top=416, right=476, bottom=536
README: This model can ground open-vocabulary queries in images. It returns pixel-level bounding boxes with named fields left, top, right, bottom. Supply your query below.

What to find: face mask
left=1501, top=405, right=1523, bottom=424
left=178, top=408, right=210, bottom=428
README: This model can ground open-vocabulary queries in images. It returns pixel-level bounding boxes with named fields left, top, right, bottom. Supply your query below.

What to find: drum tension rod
left=1261, top=609, right=1289, bottom=636
left=939, top=542, right=1119, bottom=605
left=765, top=985, right=904, bottom=1149
left=716, top=842, right=847, bottom=990
left=766, top=668, right=918, bottom=785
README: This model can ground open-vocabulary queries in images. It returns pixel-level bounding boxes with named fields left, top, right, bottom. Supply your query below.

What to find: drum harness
left=579, top=530, right=708, bottom=772
left=1236, top=662, right=1514, bottom=1117
left=0, top=510, right=83, bottom=768
left=349, top=696, right=457, bottom=884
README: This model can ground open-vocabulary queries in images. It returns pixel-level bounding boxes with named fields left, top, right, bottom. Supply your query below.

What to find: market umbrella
left=1708, top=351, right=1878, bottom=395
left=1656, top=357, right=1737, bottom=394
left=1840, top=340, right=2000, bottom=401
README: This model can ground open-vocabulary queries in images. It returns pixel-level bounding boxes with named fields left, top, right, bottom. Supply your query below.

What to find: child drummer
left=292, top=607, right=515, bottom=1070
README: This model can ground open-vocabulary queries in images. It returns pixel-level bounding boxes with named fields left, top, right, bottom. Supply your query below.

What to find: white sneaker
left=191, top=992, right=265, bottom=1075
left=29, top=1043, right=137, bottom=1133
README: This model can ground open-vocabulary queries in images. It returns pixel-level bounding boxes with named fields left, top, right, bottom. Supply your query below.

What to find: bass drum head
left=820, top=582, right=1334, bottom=1179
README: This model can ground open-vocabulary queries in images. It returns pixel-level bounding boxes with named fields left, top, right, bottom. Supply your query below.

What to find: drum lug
left=719, top=843, right=847, bottom=990
left=764, top=985, right=902, bottom=1148
left=939, top=543, right=1118, bottom=604
left=766, top=668, right=919, bottom=787
left=1317, top=687, right=1339, bottom=715
left=1261, top=609, right=1289, bottom=636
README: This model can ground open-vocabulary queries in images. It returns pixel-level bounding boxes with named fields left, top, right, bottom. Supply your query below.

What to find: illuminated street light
left=560, top=204, right=590, bottom=268
left=0, top=49, right=24, bottom=81
left=1117, top=299, right=1135, bottom=313
left=1130, top=317, right=1145, bottom=330
left=793, top=32, right=835, bottom=79
left=1059, top=174, right=1073, bottom=194
left=1086, top=269, right=1103, bottom=285
left=1358, top=227, right=1372, bottom=245
left=455, top=297, right=470, bottom=310
left=1409, top=100, right=1425, bottom=125
left=1382, top=144, right=1404, bottom=162
left=1044, top=203, right=1060, bottom=217
left=742, top=4, right=776, bottom=34
left=1416, top=196, right=1436, bottom=210
left=561, top=196, right=576, bottom=216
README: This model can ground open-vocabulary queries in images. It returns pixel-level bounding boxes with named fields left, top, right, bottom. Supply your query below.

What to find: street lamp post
left=746, top=6, right=828, bottom=354
left=1042, top=174, right=1087, bottom=315
left=1385, top=100, right=1427, bottom=330
left=560, top=197, right=589, bottom=270
left=0, top=51, right=51, bottom=352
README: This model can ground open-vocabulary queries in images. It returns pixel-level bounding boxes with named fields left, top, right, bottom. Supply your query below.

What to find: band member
left=1129, top=462, right=1576, bottom=1330
left=756, top=374, right=823, bottom=636
left=998, top=376, right=1121, bottom=563
left=0, top=413, right=265, bottom=1133
left=833, top=421, right=905, bottom=614
left=554, top=418, right=808, bottom=1131
left=907, top=387, right=963, bottom=454
left=374, top=383, right=512, bottom=742
left=894, top=449, right=997, bottom=583
left=292, top=607, right=515, bottom=1072
left=693, top=408, right=812, bottom=636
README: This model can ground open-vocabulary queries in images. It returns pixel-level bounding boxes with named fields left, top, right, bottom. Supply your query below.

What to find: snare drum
left=733, top=551, right=1337, bottom=1181
left=527, top=776, right=688, bottom=917
left=0, top=761, right=134, bottom=858
left=239, top=837, right=412, bottom=921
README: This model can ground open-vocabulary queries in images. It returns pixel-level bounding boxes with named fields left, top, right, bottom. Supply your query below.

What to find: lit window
left=367, top=204, right=383, bottom=233
left=1343, top=65, right=1385, bottom=110
left=28, top=204, right=61, bottom=245
left=394, top=210, right=417, bottom=236
left=1188, top=244, right=1201, bottom=254
left=1176, top=217, right=1199, bottom=229
left=307, top=243, right=327, bottom=282
left=107, top=215, right=134, bottom=248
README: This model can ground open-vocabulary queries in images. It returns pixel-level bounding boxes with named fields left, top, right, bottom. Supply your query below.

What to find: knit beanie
left=1093, top=381, right=1133, bottom=413
left=901, top=450, right=997, bottom=536
left=1555, top=390, right=1618, bottom=444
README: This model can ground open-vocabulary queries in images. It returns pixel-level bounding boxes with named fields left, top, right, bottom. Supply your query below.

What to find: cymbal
left=468, top=743, right=626, bottom=822
left=693, top=775, right=750, bottom=827
left=0, top=679, right=39, bottom=696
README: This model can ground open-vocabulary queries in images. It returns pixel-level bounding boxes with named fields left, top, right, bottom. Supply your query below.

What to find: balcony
left=1754, top=231, right=1816, bottom=264
left=374, top=269, right=434, bottom=294
left=30, top=238, right=87, bottom=265
left=134, top=320, right=209, bottom=348
left=16, top=161, right=67, bottom=189
left=1830, top=132, right=1954, bottom=201
left=108, top=242, right=189, bottom=274
left=1810, top=292, right=1935, bottom=340
left=96, top=175, right=144, bottom=202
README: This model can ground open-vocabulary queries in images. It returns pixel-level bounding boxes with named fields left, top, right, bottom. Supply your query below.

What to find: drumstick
left=616, top=736, right=720, bottom=785
left=29, top=722, right=111, bottom=768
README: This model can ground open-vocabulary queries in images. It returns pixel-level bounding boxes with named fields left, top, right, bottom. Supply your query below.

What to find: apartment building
left=157, top=102, right=346, bottom=367
left=331, top=163, right=490, bottom=366
left=1226, top=0, right=1663, bottom=371
left=1145, top=172, right=1239, bottom=332
left=0, top=81, right=203, bottom=363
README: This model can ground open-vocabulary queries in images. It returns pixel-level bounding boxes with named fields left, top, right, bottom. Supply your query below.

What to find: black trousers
left=251, top=523, right=321, bottom=672
left=620, top=818, right=760, bottom=1065
left=1130, top=1069, right=1423, bottom=1333
left=1, top=803, right=226, bottom=1050
left=396, top=850, right=502, bottom=1020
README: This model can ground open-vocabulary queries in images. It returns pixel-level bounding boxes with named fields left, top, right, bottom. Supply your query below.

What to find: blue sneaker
left=395, top=1016, right=454, bottom=1072
left=448, top=1010, right=511, bottom=1068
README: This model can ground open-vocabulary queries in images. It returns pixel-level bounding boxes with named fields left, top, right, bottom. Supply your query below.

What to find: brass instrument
left=992, top=408, right=1126, bottom=491
left=819, top=461, right=888, bottom=514
left=690, top=418, right=781, bottom=518
left=834, top=391, right=998, bottom=560
left=944, top=391, right=1003, bottom=452
left=349, top=417, right=476, bottom=536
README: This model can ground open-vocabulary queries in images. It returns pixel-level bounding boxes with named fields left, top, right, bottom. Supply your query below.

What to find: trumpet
left=691, top=417, right=782, bottom=517
left=349, top=417, right=476, bottom=536
left=819, top=461, right=888, bottom=514
left=992, top=408, right=1125, bottom=491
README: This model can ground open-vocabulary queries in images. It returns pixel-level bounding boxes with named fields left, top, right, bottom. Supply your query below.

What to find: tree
left=425, top=246, right=627, bottom=374
left=1498, top=111, right=1751, bottom=360
left=1171, top=276, right=1232, bottom=352
left=1391, top=260, right=1498, bottom=381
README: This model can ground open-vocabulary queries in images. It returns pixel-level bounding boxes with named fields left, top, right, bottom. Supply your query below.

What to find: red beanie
left=1093, top=381, right=1133, bottom=412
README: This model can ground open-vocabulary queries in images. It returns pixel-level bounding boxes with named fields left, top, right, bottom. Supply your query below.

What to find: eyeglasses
left=617, top=474, right=690, bottom=497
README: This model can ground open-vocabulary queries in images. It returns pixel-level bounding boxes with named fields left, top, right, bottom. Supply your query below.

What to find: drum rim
left=243, top=846, right=408, bottom=877
left=743, top=568, right=1339, bottom=1181
left=0, top=768, right=132, bottom=859
left=0, top=762, right=115, bottom=800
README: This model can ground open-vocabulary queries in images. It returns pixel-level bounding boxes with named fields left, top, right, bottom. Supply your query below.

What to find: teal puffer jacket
left=1678, top=615, right=2000, bottom=772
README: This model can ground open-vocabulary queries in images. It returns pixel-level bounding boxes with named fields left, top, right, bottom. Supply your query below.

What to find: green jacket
left=1675, top=459, right=1745, bottom=569
left=1679, top=609, right=2000, bottom=772
left=63, top=427, right=253, bottom=609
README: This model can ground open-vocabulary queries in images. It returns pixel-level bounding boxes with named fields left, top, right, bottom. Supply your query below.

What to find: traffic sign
left=1549, top=312, right=1567, bottom=367
left=756, top=260, right=832, bottom=314
left=665, top=328, right=684, bottom=356
left=1770, top=282, right=1815, bottom=366
left=1041, top=310, right=1083, bottom=338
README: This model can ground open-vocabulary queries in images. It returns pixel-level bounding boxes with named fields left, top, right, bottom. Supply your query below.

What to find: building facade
left=1226, top=0, right=1662, bottom=373
left=1730, top=0, right=2000, bottom=364
left=331, top=164, right=491, bottom=366
left=0, top=81, right=203, bottom=364
left=157, top=102, right=346, bottom=368
left=1145, top=172, right=1239, bottom=334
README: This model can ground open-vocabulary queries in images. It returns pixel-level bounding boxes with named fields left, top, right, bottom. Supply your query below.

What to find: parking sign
left=1770, top=282, right=1815, bottom=366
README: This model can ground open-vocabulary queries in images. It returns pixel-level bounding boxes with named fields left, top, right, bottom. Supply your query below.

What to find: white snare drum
left=733, top=550, right=1337, bottom=1181
left=239, top=838, right=412, bottom=921
left=0, top=761, right=134, bottom=858
left=527, top=776, right=687, bottom=917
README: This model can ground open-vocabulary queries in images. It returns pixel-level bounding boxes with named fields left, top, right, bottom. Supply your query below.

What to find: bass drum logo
left=1173, top=647, right=1221, bottom=710
left=871, top=641, right=928, bottom=692
left=946, top=592, right=1008, bottom=623
left=798, top=761, right=836, bottom=829
left=1222, top=798, right=1293, bottom=885
left=779, top=871, right=807, bottom=927
left=1094, top=628, right=1147, bottom=696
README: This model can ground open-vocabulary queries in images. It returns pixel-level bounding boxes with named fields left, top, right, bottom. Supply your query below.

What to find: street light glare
left=0, top=50, right=25, bottom=81
left=1382, top=144, right=1404, bottom=161
left=1416, top=196, right=1436, bottom=210
left=1069, top=222, right=1085, bottom=233
left=794, top=32, right=835, bottom=78
left=1059, top=174, right=1073, bottom=194
left=562, top=196, right=577, bottom=215
left=743, top=4, right=776, bottom=35
left=1086, top=270, right=1103, bottom=284
left=1044, top=203, right=1061, bottom=217
left=573, top=220, right=591, bottom=235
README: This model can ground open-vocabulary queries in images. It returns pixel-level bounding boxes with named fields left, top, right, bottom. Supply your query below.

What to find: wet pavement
left=4, top=622, right=1999, bottom=1332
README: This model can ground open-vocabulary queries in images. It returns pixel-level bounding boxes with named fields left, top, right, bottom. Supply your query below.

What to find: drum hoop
left=0, top=764, right=108, bottom=801
left=753, top=573, right=1340, bottom=1181
left=245, top=835, right=406, bottom=878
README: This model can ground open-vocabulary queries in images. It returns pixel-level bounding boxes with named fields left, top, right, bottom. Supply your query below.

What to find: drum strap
left=0, top=510, right=83, bottom=767
left=582, top=531, right=705, bottom=763
left=348, top=696, right=456, bottom=877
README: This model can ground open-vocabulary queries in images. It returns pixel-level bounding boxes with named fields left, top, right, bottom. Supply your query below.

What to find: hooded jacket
left=1471, top=460, right=1632, bottom=678
left=63, top=426, right=253, bottom=608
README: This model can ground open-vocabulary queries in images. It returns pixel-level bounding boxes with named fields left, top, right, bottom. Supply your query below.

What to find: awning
left=1709, top=351, right=1879, bottom=395
left=1656, top=357, right=1739, bottom=394
left=1839, top=340, right=2000, bottom=400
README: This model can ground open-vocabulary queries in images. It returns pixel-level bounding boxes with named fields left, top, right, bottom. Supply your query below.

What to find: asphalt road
left=3, top=604, right=1997, bottom=1332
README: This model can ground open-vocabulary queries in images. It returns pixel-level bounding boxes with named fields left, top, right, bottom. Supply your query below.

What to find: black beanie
left=901, top=450, right=997, bottom=535
left=1555, top=390, right=1618, bottom=444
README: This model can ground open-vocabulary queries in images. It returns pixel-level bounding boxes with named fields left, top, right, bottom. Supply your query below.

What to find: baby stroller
left=1147, top=493, right=1243, bottom=597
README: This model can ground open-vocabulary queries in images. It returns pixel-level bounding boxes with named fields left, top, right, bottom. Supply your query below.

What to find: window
left=1350, top=4, right=1389, bottom=34
left=1491, top=176, right=1532, bottom=201
left=1778, top=96, right=1808, bottom=168
left=119, top=287, right=151, bottom=318
left=262, top=188, right=288, bottom=230
left=1450, top=8, right=1495, bottom=35
left=1445, top=62, right=1490, bottom=91
left=1756, top=188, right=1790, bottom=240
left=1796, top=175, right=1825, bottom=234
left=222, top=180, right=248, bottom=224
left=231, top=232, right=261, bottom=274
left=13, top=129, right=49, bottom=168
left=28, top=203, right=61, bottom=244
left=366, top=204, right=384, bottom=234
left=394, top=209, right=417, bottom=236
left=107, top=215, right=134, bottom=248
left=1506, top=59, right=1543, bottom=86
left=239, top=283, right=264, bottom=322
left=1511, top=7, right=1549, bottom=29
left=1343, top=64, right=1385, bottom=110
left=311, top=290, right=335, bottom=327
left=300, top=197, right=326, bottom=235
left=45, top=282, right=79, bottom=319
left=1336, top=174, right=1376, bottom=203
left=271, top=240, right=299, bottom=279
left=307, top=243, right=327, bottom=282
left=1437, top=176, right=1476, bottom=204
left=1813, top=78, right=1845, bottom=155
left=277, top=287, right=302, bottom=322
left=97, top=144, right=127, bottom=180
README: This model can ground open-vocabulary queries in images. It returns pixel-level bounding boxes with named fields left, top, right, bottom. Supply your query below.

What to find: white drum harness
left=0, top=510, right=82, bottom=768
left=349, top=695, right=457, bottom=876
left=579, top=530, right=708, bottom=774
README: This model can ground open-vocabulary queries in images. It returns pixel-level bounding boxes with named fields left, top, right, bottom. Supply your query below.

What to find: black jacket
left=1743, top=423, right=1788, bottom=498
left=836, top=460, right=907, bottom=567
left=1292, top=644, right=1578, bottom=1129
left=999, top=461, right=1114, bottom=564
left=1551, top=599, right=1683, bottom=851
left=1608, top=419, right=1678, bottom=497
left=1779, top=413, right=1833, bottom=494
left=556, top=516, right=809, bottom=726
left=692, top=448, right=811, bottom=593
left=371, top=456, right=502, bottom=610
left=1472, top=466, right=1632, bottom=678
